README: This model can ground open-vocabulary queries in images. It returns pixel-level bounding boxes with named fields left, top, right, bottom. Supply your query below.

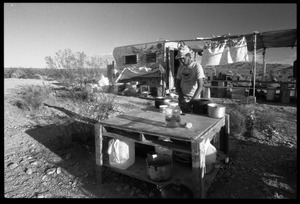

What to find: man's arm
left=191, top=78, right=203, bottom=100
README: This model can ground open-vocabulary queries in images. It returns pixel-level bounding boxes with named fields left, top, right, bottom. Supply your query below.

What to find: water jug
left=107, top=138, right=135, bottom=170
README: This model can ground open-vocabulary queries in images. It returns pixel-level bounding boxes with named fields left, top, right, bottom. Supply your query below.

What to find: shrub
left=253, top=110, right=277, bottom=131
left=11, top=83, right=54, bottom=111
left=225, top=104, right=248, bottom=138
left=12, top=69, right=27, bottom=78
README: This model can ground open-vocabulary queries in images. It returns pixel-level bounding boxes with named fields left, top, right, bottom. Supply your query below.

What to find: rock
left=7, top=162, right=18, bottom=170
left=30, top=161, right=38, bottom=166
left=45, top=168, right=56, bottom=175
left=37, top=194, right=45, bottom=198
left=56, top=167, right=62, bottom=174
left=25, top=168, right=33, bottom=175
left=42, top=175, right=47, bottom=180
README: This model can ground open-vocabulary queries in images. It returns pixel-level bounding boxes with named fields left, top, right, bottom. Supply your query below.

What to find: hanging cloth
left=229, top=36, right=249, bottom=62
left=220, top=40, right=233, bottom=65
left=201, top=41, right=226, bottom=67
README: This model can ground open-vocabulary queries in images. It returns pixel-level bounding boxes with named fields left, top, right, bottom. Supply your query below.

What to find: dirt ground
left=4, top=78, right=297, bottom=199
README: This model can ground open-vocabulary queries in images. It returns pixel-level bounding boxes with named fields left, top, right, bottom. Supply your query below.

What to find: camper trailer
left=112, top=40, right=203, bottom=96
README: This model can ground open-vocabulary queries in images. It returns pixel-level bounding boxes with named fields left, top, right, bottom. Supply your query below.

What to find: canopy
left=198, top=28, right=297, bottom=52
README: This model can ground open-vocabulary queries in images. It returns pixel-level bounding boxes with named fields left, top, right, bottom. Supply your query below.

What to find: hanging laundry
left=229, top=36, right=249, bottom=62
left=201, top=41, right=226, bottom=67
left=220, top=40, right=233, bottom=65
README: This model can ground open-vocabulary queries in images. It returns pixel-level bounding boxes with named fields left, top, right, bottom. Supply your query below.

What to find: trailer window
left=146, top=53, right=157, bottom=63
left=124, top=55, right=137, bottom=64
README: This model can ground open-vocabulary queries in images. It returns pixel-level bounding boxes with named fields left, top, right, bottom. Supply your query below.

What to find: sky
left=4, top=3, right=297, bottom=68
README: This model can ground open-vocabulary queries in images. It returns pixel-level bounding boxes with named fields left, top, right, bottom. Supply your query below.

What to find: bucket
left=146, top=153, right=172, bottom=181
left=204, top=139, right=217, bottom=174
left=107, top=138, right=135, bottom=170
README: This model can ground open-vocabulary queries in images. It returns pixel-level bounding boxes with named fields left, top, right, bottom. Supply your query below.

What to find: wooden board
left=98, top=109, right=225, bottom=142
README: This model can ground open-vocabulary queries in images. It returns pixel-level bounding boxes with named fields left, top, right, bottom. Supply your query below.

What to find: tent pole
left=253, top=31, right=259, bottom=103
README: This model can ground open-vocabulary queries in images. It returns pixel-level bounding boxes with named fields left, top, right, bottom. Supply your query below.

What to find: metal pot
left=192, top=99, right=212, bottom=114
left=146, top=153, right=172, bottom=181
left=154, top=97, right=172, bottom=109
left=159, top=179, right=193, bottom=198
left=207, top=103, right=226, bottom=118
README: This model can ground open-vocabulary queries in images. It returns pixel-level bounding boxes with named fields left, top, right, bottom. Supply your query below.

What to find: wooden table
left=94, top=109, right=230, bottom=198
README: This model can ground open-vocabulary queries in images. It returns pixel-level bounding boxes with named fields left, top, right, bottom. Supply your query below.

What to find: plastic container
left=107, top=138, right=135, bottom=170
left=165, top=102, right=181, bottom=128
left=204, top=139, right=217, bottom=174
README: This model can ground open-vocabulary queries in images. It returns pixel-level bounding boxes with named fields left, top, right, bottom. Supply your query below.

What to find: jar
left=165, top=102, right=181, bottom=128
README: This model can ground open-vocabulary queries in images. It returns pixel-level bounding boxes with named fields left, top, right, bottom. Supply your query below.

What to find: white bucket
left=205, top=139, right=217, bottom=174
left=107, top=138, right=135, bottom=170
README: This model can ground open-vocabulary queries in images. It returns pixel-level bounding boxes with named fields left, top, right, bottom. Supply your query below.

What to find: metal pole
left=253, top=31, right=259, bottom=103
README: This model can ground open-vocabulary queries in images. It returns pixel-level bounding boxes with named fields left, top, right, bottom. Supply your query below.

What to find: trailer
left=112, top=40, right=202, bottom=96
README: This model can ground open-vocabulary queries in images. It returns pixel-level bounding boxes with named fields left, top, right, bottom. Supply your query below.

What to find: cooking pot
left=146, top=153, right=172, bottom=181
left=154, top=97, right=172, bottom=109
left=192, top=98, right=212, bottom=115
left=207, top=103, right=226, bottom=118
left=159, top=179, right=193, bottom=198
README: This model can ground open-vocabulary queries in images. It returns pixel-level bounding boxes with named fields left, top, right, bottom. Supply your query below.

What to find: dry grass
left=10, top=82, right=54, bottom=112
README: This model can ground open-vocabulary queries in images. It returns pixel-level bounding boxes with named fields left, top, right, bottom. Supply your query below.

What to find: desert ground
left=4, top=78, right=297, bottom=199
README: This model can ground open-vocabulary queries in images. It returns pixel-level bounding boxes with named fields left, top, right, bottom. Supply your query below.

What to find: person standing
left=175, top=45, right=205, bottom=113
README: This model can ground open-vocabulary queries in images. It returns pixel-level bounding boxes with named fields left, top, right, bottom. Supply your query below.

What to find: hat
left=175, top=45, right=191, bottom=59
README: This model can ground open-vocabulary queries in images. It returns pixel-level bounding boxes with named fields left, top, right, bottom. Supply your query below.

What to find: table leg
left=191, top=139, right=206, bottom=198
left=95, top=123, right=104, bottom=186
left=224, top=114, right=230, bottom=155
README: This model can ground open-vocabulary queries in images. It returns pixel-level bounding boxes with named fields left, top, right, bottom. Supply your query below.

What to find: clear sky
left=4, top=3, right=297, bottom=68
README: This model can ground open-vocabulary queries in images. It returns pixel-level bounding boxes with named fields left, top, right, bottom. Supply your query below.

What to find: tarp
left=202, top=29, right=297, bottom=52
left=115, top=64, right=165, bottom=83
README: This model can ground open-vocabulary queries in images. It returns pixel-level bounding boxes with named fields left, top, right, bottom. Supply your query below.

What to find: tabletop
left=98, top=109, right=225, bottom=142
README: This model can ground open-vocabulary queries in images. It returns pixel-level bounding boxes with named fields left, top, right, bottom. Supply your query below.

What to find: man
left=175, top=45, right=205, bottom=113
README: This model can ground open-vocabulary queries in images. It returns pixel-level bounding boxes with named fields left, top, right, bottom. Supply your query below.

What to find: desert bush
left=253, top=109, right=277, bottom=131
left=10, top=69, right=26, bottom=78
left=225, top=104, right=249, bottom=138
left=79, top=92, right=118, bottom=121
left=11, top=83, right=54, bottom=111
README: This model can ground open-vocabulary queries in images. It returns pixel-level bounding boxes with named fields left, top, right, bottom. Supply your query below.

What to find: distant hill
left=203, top=62, right=294, bottom=81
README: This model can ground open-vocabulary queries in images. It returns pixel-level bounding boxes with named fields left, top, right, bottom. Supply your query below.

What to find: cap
left=175, top=45, right=191, bottom=59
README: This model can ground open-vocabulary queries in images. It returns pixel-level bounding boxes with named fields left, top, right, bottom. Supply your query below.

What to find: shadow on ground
left=24, top=103, right=297, bottom=199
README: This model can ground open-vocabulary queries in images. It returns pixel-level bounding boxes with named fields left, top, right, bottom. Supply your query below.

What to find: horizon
left=4, top=3, right=297, bottom=68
